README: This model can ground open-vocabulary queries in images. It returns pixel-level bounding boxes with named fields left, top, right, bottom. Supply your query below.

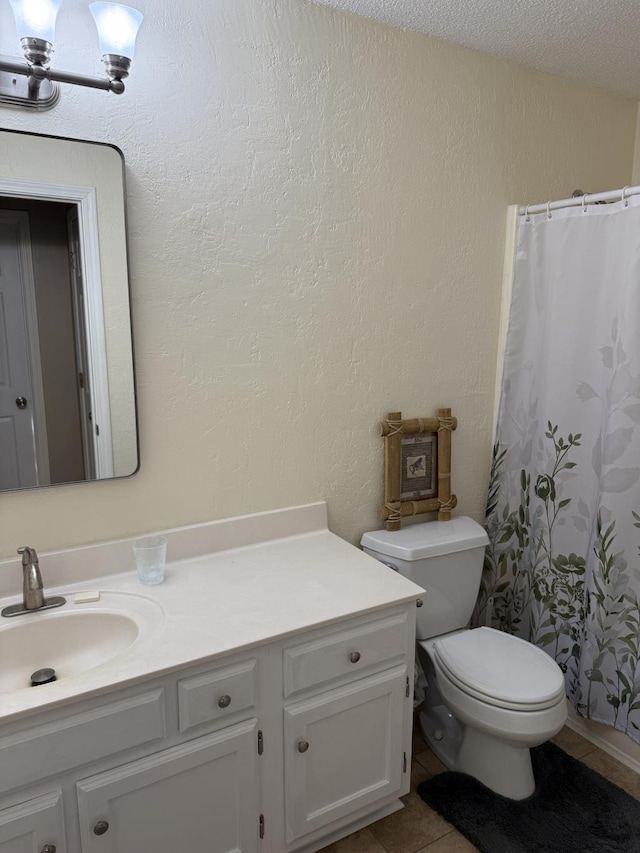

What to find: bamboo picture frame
left=380, top=408, right=457, bottom=531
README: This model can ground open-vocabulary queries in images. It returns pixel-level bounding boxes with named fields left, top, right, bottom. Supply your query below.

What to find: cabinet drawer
left=0, top=690, right=165, bottom=795
left=178, top=659, right=257, bottom=733
left=283, top=613, right=408, bottom=697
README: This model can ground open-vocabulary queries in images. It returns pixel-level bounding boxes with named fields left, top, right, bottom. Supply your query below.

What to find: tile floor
left=318, top=725, right=639, bottom=853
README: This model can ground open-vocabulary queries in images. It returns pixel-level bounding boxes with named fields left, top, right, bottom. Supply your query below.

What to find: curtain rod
left=518, top=185, right=640, bottom=216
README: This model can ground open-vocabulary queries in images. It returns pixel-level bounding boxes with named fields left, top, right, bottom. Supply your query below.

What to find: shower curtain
left=480, top=194, right=640, bottom=742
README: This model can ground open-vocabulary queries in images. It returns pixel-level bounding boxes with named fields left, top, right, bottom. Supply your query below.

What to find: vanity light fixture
left=0, top=0, right=143, bottom=110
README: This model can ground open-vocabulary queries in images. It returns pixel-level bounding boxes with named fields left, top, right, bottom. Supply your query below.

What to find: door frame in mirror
left=0, top=177, right=114, bottom=479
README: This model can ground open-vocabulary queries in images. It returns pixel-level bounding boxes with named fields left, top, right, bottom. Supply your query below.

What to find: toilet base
left=419, top=702, right=537, bottom=800
left=456, top=726, right=535, bottom=800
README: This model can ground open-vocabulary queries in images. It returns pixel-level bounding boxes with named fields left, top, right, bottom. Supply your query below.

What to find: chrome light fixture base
left=20, top=37, right=53, bottom=67
left=102, top=53, right=131, bottom=81
left=0, top=53, right=60, bottom=110
left=0, top=54, right=128, bottom=109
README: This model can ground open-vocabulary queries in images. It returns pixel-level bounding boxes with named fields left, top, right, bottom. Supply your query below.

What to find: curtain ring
left=525, top=204, right=531, bottom=222
left=582, top=193, right=588, bottom=213
left=622, top=186, right=630, bottom=207
left=547, top=201, right=552, bottom=219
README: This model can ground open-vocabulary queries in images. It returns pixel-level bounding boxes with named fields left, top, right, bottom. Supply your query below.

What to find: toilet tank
left=361, top=517, right=489, bottom=641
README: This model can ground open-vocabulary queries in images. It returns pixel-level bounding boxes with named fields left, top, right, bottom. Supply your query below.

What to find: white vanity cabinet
left=0, top=607, right=416, bottom=853
left=0, top=504, right=424, bottom=852
left=0, top=652, right=263, bottom=853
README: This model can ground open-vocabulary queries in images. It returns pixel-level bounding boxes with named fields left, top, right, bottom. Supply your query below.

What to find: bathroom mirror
left=0, top=129, right=138, bottom=491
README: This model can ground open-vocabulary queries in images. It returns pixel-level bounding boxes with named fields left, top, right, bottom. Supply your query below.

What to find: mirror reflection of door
left=0, top=200, right=95, bottom=489
left=0, top=211, right=39, bottom=488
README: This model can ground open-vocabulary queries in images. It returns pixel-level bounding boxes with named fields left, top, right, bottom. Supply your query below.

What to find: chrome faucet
left=1, top=547, right=66, bottom=617
left=19, top=546, right=45, bottom=610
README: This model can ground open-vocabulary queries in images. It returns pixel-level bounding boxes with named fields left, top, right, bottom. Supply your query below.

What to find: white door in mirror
left=0, top=215, right=38, bottom=489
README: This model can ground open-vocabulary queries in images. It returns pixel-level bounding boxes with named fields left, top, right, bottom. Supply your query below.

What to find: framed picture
left=380, top=408, right=457, bottom=531
left=401, top=432, right=437, bottom=500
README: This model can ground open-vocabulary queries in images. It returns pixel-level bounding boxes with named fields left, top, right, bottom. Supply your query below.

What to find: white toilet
left=361, top=516, right=567, bottom=800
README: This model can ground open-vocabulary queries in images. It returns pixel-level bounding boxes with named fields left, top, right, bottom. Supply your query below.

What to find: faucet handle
left=17, top=546, right=39, bottom=568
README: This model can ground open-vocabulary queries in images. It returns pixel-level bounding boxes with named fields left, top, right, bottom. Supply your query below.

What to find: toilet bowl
left=361, top=517, right=568, bottom=800
left=417, top=627, right=567, bottom=799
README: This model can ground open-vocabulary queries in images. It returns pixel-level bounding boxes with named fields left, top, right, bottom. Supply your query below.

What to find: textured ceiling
left=314, top=0, right=640, bottom=99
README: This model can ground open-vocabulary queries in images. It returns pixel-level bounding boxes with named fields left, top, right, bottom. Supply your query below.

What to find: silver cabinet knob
left=218, top=694, right=231, bottom=708
left=416, top=599, right=424, bottom=608
left=41, top=846, right=56, bottom=853
left=93, top=821, right=109, bottom=836
left=349, top=651, right=361, bottom=663
left=15, top=396, right=28, bottom=409
left=297, top=740, right=309, bottom=753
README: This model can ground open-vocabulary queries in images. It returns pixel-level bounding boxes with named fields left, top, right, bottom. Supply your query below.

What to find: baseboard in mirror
left=566, top=706, right=640, bottom=775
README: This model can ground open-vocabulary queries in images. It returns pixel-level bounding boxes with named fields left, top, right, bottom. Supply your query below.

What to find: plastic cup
left=133, top=536, right=167, bottom=585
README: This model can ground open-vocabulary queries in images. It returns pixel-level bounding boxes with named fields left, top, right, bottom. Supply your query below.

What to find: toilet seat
left=432, top=627, right=566, bottom=712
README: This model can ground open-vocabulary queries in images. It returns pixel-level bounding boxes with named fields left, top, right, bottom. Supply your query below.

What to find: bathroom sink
left=0, top=593, right=164, bottom=693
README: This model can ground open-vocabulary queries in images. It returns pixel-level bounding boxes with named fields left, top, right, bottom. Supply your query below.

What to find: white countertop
left=0, top=504, right=423, bottom=724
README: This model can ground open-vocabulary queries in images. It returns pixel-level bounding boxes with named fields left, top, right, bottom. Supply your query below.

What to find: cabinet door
left=77, top=719, right=259, bottom=853
left=284, top=666, right=407, bottom=843
left=0, top=791, right=65, bottom=853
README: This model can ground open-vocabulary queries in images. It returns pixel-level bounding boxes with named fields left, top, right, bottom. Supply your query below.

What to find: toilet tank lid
left=360, top=516, right=489, bottom=561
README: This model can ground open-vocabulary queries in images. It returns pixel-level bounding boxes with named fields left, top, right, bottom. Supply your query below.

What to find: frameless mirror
left=0, top=130, right=138, bottom=491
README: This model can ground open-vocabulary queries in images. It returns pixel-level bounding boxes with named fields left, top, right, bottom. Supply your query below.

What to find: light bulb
left=89, top=2, right=143, bottom=60
left=9, top=0, right=63, bottom=44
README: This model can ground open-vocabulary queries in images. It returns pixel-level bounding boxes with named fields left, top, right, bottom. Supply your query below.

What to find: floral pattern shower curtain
left=480, top=196, right=640, bottom=741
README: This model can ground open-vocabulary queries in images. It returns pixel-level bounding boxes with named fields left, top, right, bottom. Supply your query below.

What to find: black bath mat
left=417, top=741, right=640, bottom=852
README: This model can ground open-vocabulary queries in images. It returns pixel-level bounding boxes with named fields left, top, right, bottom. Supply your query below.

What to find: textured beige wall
left=0, top=0, right=636, bottom=558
